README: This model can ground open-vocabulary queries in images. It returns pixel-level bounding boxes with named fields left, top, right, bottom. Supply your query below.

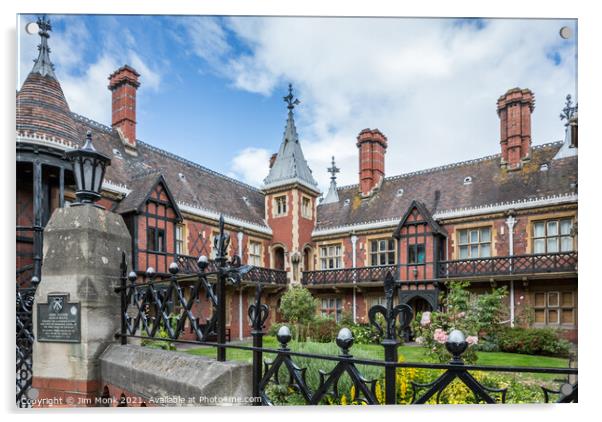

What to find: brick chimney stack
left=356, top=128, right=387, bottom=197
left=108, top=65, right=140, bottom=152
left=497, top=88, right=535, bottom=170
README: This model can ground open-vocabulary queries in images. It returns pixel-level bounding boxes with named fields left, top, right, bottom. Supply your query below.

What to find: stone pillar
left=32, top=205, right=131, bottom=407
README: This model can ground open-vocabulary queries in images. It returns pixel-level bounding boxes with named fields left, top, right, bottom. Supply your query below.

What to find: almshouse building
left=16, top=18, right=578, bottom=343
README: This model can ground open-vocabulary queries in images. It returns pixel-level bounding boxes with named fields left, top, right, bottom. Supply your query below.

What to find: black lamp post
left=66, top=131, right=111, bottom=207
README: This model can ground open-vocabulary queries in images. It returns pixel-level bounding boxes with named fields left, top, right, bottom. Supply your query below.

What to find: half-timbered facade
left=16, top=19, right=578, bottom=342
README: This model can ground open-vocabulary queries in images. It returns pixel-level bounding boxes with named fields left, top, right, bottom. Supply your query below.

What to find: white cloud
left=179, top=17, right=232, bottom=67
left=230, top=147, right=272, bottom=186
left=18, top=15, right=164, bottom=125
left=203, top=17, right=576, bottom=191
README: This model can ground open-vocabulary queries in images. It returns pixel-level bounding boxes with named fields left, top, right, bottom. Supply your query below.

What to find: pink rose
left=420, top=312, right=431, bottom=327
left=466, top=336, right=479, bottom=346
left=433, top=328, right=448, bottom=344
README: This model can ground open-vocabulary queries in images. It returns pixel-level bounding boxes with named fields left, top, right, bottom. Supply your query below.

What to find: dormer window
left=343, top=198, right=351, bottom=206
left=112, top=148, right=123, bottom=159
left=540, top=163, right=549, bottom=171
left=463, top=176, right=472, bottom=185
left=396, top=188, right=404, bottom=197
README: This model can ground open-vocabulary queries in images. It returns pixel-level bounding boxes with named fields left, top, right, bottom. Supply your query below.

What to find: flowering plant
left=411, top=281, right=507, bottom=364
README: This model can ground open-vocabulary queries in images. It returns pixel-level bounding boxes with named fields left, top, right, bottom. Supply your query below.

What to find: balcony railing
left=176, top=254, right=288, bottom=285
left=302, top=264, right=398, bottom=286
left=301, top=252, right=578, bottom=286
left=437, top=252, right=578, bottom=279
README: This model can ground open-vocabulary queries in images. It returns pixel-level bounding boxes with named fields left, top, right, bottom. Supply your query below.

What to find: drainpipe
left=237, top=231, right=244, bottom=340
left=351, top=234, right=358, bottom=324
left=505, top=216, right=516, bottom=328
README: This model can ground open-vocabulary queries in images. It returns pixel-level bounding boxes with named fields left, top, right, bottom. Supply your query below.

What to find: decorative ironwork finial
left=30, top=15, right=56, bottom=78
left=560, top=94, right=578, bottom=125
left=283, top=83, right=300, bottom=111
left=327, top=156, right=340, bottom=182
left=37, top=15, right=52, bottom=37
left=368, top=271, right=413, bottom=342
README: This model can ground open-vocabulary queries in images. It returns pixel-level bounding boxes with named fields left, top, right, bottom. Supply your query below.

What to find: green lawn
left=183, top=336, right=570, bottom=380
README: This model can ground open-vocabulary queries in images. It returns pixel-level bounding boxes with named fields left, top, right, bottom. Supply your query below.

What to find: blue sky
left=17, top=15, right=577, bottom=192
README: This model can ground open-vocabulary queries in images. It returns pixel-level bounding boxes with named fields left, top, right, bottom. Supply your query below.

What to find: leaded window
left=301, top=197, right=312, bottom=219
left=275, top=195, right=287, bottom=216
left=458, top=227, right=491, bottom=259
left=175, top=224, right=186, bottom=255
left=321, top=298, right=342, bottom=322
left=320, top=244, right=342, bottom=269
left=408, top=243, right=425, bottom=264
left=533, top=291, right=575, bottom=326
left=147, top=227, right=166, bottom=253
left=249, top=241, right=262, bottom=266
left=370, top=238, right=396, bottom=266
left=533, top=218, right=574, bottom=254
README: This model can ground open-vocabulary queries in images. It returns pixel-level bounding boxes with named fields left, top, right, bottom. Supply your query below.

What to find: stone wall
left=99, top=344, right=254, bottom=407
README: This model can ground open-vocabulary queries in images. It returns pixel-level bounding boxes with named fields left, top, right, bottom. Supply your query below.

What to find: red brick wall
left=108, top=66, right=140, bottom=147
left=357, top=129, right=387, bottom=196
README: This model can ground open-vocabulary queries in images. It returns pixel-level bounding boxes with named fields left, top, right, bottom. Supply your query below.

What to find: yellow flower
left=341, top=394, right=348, bottom=405
left=375, top=381, right=384, bottom=404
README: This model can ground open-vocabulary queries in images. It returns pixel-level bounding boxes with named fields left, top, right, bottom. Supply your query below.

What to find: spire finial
left=560, top=94, right=578, bottom=125
left=31, top=15, right=56, bottom=78
left=283, top=83, right=300, bottom=111
left=327, top=156, right=340, bottom=182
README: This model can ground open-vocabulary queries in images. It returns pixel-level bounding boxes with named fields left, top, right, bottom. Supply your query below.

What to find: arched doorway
left=403, top=295, right=434, bottom=341
left=303, top=246, right=313, bottom=271
left=273, top=246, right=285, bottom=271
left=407, top=296, right=433, bottom=320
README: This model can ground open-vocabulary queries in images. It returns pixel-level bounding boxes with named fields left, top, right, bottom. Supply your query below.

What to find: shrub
left=350, top=323, right=381, bottom=345
left=411, top=281, right=508, bottom=364
left=278, top=286, right=318, bottom=341
left=307, top=316, right=340, bottom=343
left=496, top=327, right=571, bottom=357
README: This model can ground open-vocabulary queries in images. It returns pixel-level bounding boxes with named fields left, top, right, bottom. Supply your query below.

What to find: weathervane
left=327, top=156, right=340, bottom=182
left=560, top=94, right=578, bottom=125
left=283, top=83, right=300, bottom=111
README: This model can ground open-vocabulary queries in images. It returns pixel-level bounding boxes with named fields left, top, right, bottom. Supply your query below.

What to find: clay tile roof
left=69, top=115, right=269, bottom=229
left=17, top=73, right=80, bottom=145
left=316, top=142, right=577, bottom=230
left=17, top=16, right=80, bottom=145
left=114, top=171, right=163, bottom=214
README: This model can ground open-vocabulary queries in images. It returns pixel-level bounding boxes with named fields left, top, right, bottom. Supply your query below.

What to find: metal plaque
left=37, top=293, right=81, bottom=343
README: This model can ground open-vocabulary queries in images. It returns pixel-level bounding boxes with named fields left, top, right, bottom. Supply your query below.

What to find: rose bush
left=411, top=281, right=508, bottom=364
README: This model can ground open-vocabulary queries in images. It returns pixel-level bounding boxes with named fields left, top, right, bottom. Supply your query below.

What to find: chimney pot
left=497, top=88, right=535, bottom=169
left=356, top=128, right=387, bottom=197
left=108, top=65, right=140, bottom=151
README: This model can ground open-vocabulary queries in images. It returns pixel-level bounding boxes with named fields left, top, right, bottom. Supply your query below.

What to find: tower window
left=274, top=195, right=287, bottom=216
left=301, top=197, right=312, bottom=219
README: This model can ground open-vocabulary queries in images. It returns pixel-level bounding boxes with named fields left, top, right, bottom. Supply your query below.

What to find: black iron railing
left=437, top=252, right=577, bottom=279
left=176, top=254, right=287, bottom=285
left=302, top=264, right=399, bottom=286
left=115, top=240, right=578, bottom=405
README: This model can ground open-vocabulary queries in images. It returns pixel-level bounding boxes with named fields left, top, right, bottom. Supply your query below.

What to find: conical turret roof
left=16, top=16, right=79, bottom=145
left=263, top=84, right=319, bottom=193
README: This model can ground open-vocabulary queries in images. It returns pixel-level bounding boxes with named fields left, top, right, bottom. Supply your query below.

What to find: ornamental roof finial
left=323, top=156, right=340, bottom=204
left=327, top=156, right=340, bottom=182
left=559, top=94, right=578, bottom=125
left=31, top=15, right=56, bottom=78
left=283, top=83, right=300, bottom=112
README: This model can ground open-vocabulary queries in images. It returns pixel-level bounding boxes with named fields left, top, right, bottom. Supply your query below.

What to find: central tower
left=263, top=85, right=320, bottom=283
